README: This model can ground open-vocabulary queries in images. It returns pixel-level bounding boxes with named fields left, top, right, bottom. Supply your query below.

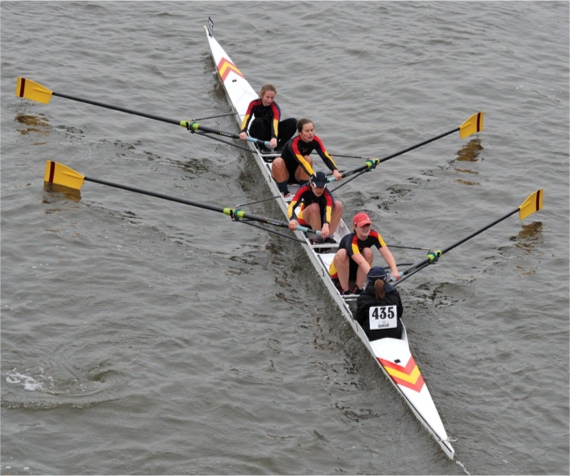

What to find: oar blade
left=459, top=112, right=484, bottom=139
left=16, top=77, right=53, bottom=104
left=44, top=160, right=85, bottom=190
left=519, top=189, right=544, bottom=220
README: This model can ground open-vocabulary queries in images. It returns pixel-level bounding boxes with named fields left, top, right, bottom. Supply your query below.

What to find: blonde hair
left=259, top=84, right=277, bottom=97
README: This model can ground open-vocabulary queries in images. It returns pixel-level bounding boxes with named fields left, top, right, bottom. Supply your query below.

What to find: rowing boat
left=204, top=18, right=455, bottom=459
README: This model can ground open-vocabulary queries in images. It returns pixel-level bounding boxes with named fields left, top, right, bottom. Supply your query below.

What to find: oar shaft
left=44, top=160, right=309, bottom=234
left=396, top=263, right=430, bottom=284
left=188, top=122, right=240, bottom=139
left=188, top=122, right=270, bottom=147
left=52, top=92, right=182, bottom=127
left=83, top=176, right=292, bottom=229
left=340, top=128, right=458, bottom=179
left=396, top=207, right=520, bottom=284
left=84, top=176, right=225, bottom=213
left=330, top=154, right=367, bottom=159
left=380, top=127, right=458, bottom=164
left=19, top=79, right=267, bottom=146
left=193, top=111, right=236, bottom=121
left=440, top=208, right=518, bottom=255
left=339, top=112, right=484, bottom=180
left=340, top=160, right=380, bottom=179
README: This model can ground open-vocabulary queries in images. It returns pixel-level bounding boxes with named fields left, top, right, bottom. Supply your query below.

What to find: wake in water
left=456, top=459, right=471, bottom=475
left=2, top=364, right=129, bottom=410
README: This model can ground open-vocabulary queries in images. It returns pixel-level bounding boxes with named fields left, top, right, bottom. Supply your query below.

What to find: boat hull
left=204, top=19, right=454, bottom=460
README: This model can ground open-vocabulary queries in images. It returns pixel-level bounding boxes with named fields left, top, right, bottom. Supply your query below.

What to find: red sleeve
left=287, top=185, right=309, bottom=219
left=240, top=99, right=259, bottom=132
left=292, top=137, right=315, bottom=176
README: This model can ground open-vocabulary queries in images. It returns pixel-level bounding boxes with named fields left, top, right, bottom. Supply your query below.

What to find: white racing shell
left=204, top=18, right=454, bottom=460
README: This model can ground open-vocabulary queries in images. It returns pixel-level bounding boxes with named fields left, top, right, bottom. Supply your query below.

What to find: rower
left=287, top=171, right=343, bottom=243
left=272, top=118, right=342, bottom=197
left=355, top=266, right=404, bottom=340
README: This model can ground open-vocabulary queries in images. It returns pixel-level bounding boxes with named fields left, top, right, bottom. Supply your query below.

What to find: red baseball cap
left=353, top=212, right=371, bottom=227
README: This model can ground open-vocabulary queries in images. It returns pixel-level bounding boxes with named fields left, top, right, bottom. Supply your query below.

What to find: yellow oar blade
left=16, top=77, right=53, bottom=104
left=44, top=160, right=85, bottom=190
left=519, top=189, right=544, bottom=220
left=459, top=112, right=484, bottom=139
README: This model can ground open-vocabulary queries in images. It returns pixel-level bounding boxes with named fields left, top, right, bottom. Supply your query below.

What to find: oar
left=329, top=153, right=368, bottom=159
left=336, top=112, right=485, bottom=181
left=43, top=161, right=317, bottom=235
left=192, top=111, right=236, bottom=121
left=395, top=189, right=544, bottom=284
left=15, top=77, right=271, bottom=148
left=185, top=120, right=271, bottom=148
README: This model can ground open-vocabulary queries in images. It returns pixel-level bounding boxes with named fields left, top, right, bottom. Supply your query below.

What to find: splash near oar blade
left=44, top=160, right=85, bottom=190
left=519, top=189, right=544, bottom=220
left=16, top=77, right=53, bottom=104
left=459, top=112, right=484, bottom=139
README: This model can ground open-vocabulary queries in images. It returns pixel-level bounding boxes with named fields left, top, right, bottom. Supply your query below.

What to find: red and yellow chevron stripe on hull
left=378, top=356, right=425, bottom=392
left=217, top=57, right=244, bottom=82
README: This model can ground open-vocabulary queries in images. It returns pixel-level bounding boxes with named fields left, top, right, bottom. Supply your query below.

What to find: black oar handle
left=395, top=262, right=432, bottom=285
left=187, top=122, right=271, bottom=148
left=186, top=121, right=240, bottom=139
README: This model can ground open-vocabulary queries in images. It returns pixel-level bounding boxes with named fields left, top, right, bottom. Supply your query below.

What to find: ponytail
left=373, top=279, right=386, bottom=301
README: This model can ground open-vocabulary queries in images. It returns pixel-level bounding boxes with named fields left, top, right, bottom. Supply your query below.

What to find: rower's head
left=310, top=171, right=328, bottom=196
left=367, top=266, right=389, bottom=299
left=367, top=266, right=387, bottom=283
left=259, top=84, right=277, bottom=107
left=353, top=212, right=372, bottom=238
left=297, top=118, right=315, bottom=142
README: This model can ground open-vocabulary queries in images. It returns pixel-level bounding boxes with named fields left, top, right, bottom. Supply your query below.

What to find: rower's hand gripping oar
left=15, top=77, right=271, bottom=149
left=335, top=112, right=485, bottom=181
left=395, top=189, right=544, bottom=284
left=44, top=161, right=317, bottom=235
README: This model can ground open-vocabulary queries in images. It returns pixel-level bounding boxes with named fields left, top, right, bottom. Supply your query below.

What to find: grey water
left=1, top=2, right=568, bottom=474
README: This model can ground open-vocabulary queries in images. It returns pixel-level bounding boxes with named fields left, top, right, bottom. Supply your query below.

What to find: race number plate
left=369, top=305, right=397, bottom=330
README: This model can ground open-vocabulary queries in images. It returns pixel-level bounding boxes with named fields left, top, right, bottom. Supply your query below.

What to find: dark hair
left=296, top=118, right=313, bottom=133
